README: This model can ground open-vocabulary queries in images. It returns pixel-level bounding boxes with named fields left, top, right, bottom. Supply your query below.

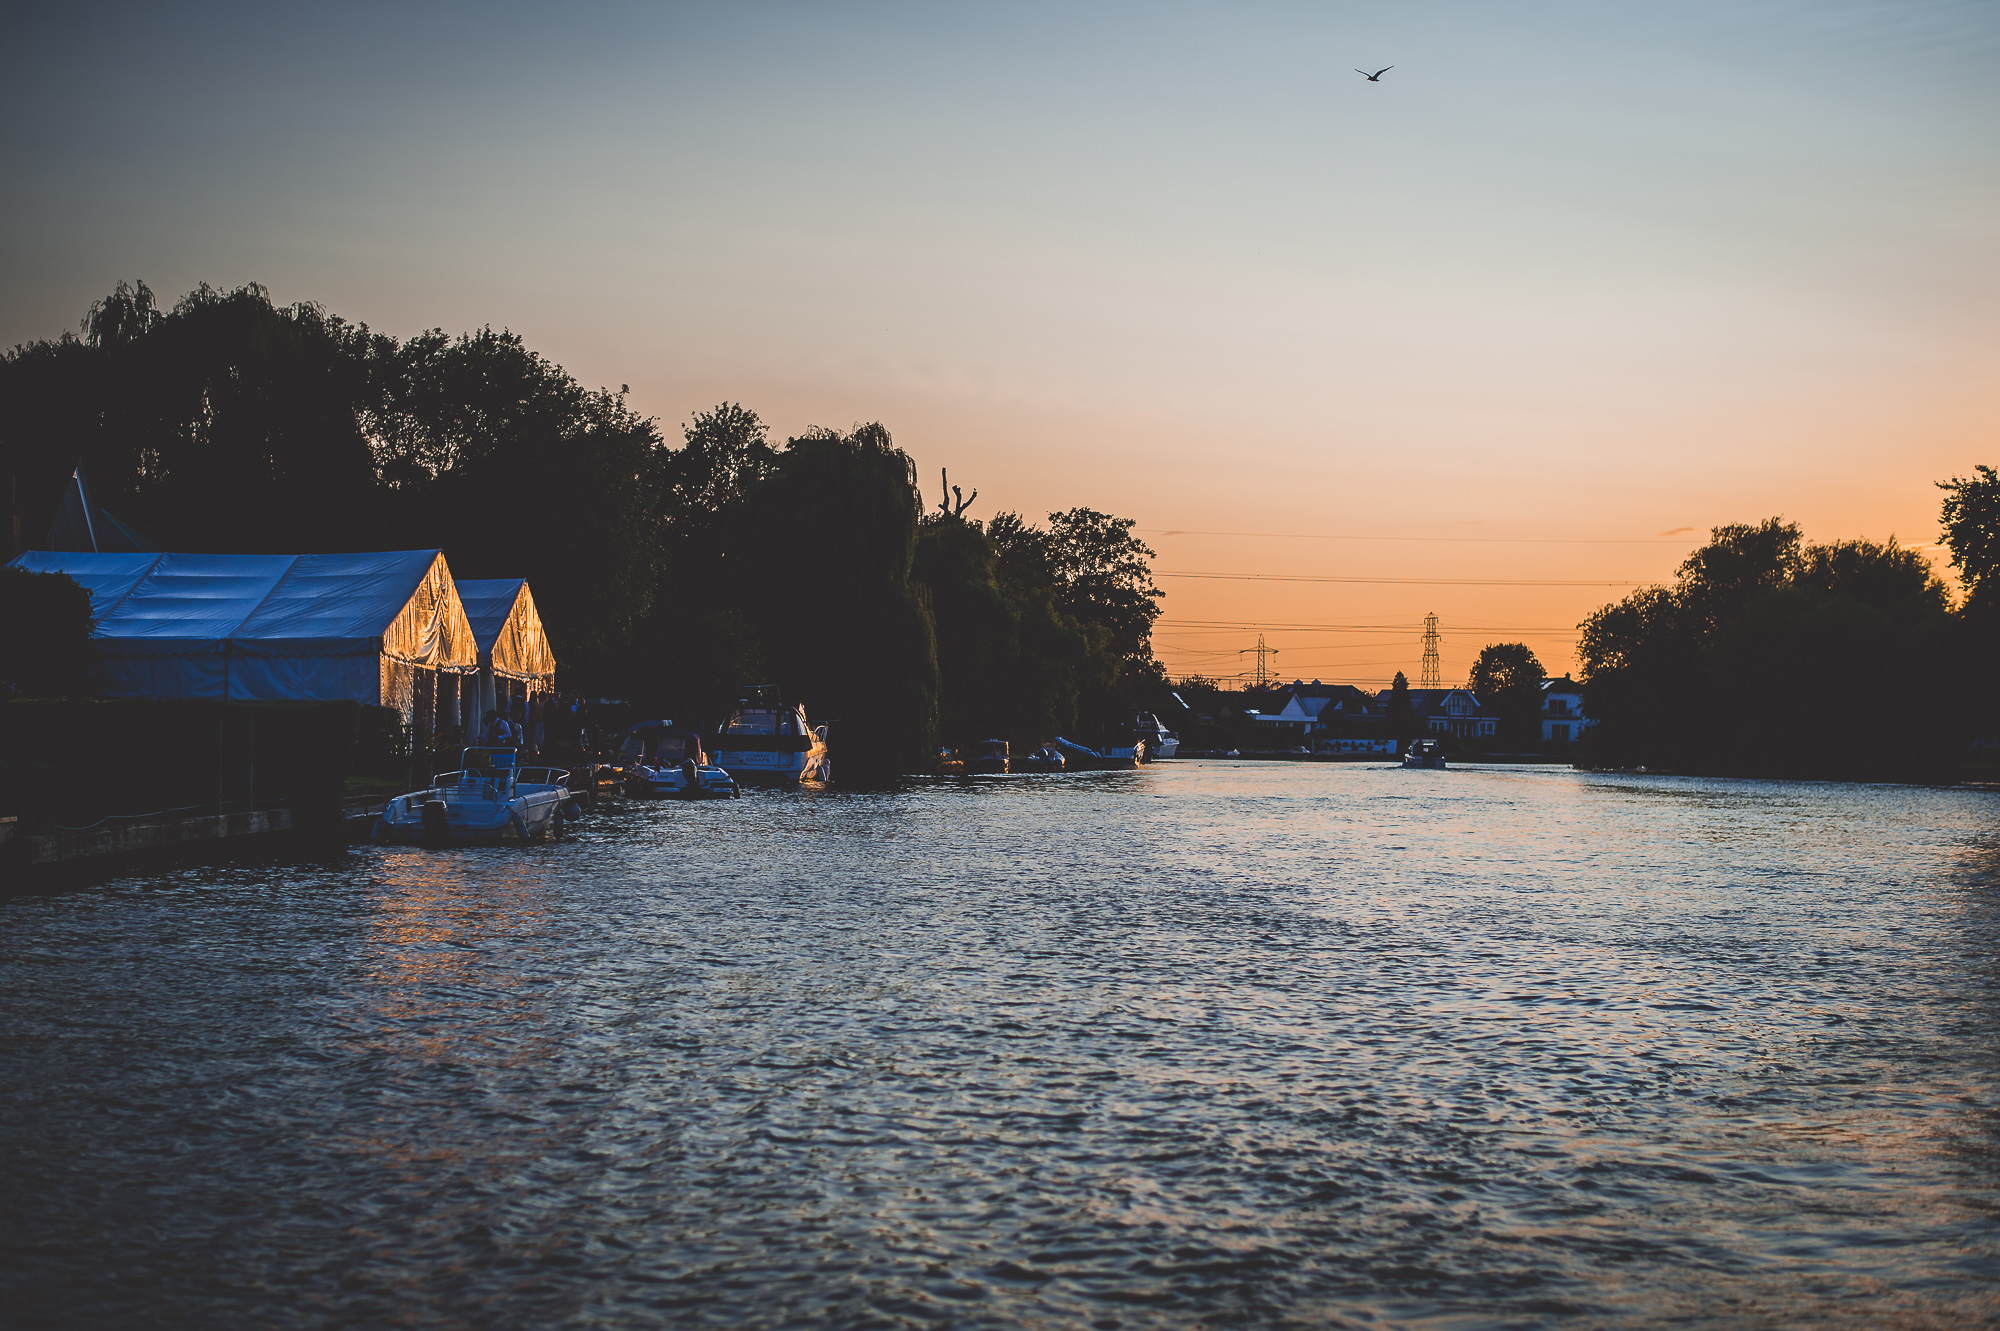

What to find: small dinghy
left=620, top=722, right=740, bottom=799
left=374, top=747, right=568, bottom=845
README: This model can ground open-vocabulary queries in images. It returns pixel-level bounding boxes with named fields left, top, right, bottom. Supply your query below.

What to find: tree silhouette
left=1469, top=643, right=1546, bottom=748
left=1578, top=520, right=1956, bottom=779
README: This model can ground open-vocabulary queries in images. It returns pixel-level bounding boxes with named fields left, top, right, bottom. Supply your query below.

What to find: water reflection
left=1, top=763, right=1997, bottom=1328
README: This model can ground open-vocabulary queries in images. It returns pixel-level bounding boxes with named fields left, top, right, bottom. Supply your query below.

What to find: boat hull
left=712, top=749, right=812, bottom=783
left=625, top=764, right=739, bottom=799
left=372, top=790, right=564, bottom=845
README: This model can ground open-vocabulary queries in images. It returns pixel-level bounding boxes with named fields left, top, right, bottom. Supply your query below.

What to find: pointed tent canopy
left=454, top=579, right=557, bottom=683
left=6, top=549, right=476, bottom=706
left=45, top=463, right=156, bottom=553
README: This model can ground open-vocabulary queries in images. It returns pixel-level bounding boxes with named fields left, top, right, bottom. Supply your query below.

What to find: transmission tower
left=1419, top=612, right=1442, bottom=689
left=1240, top=634, right=1278, bottom=689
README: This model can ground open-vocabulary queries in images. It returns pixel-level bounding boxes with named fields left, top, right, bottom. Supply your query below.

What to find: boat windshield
left=623, top=731, right=703, bottom=765
left=649, top=735, right=692, bottom=764
left=725, top=708, right=781, bottom=735
left=455, top=747, right=518, bottom=791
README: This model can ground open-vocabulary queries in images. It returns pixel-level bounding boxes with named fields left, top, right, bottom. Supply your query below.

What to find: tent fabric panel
left=227, top=652, right=383, bottom=703
left=457, top=577, right=557, bottom=681
left=101, top=552, right=296, bottom=641
left=236, top=550, right=444, bottom=643
left=376, top=553, right=478, bottom=670
left=93, top=647, right=228, bottom=700
left=455, top=579, right=525, bottom=651
left=86, top=637, right=225, bottom=657
left=497, top=582, right=556, bottom=680
left=228, top=637, right=384, bottom=659
left=8, top=551, right=163, bottom=620
left=381, top=657, right=418, bottom=718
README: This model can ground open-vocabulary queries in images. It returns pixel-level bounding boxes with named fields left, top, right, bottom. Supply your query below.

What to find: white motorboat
left=712, top=685, right=830, bottom=783
left=619, top=722, right=740, bottom=798
left=374, top=747, right=568, bottom=844
left=1134, top=710, right=1179, bottom=758
left=1402, top=738, right=1447, bottom=769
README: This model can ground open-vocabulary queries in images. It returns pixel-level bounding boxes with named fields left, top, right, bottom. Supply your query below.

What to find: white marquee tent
left=454, top=578, right=558, bottom=732
left=7, top=549, right=478, bottom=718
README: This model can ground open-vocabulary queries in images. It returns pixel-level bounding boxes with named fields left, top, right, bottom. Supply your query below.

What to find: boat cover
left=6, top=549, right=477, bottom=702
left=455, top=578, right=557, bottom=682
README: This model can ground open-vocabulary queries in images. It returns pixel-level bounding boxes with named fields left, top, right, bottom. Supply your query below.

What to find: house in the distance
left=1242, top=681, right=1395, bottom=753
left=1541, top=675, right=1592, bottom=744
left=1377, top=687, right=1497, bottom=741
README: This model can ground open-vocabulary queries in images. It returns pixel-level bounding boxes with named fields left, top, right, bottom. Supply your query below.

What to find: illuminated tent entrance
left=454, top=578, right=558, bottom=742
left=7, top=550, right=478, bottom=737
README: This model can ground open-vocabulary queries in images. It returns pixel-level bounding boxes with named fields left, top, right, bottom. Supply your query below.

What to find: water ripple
left=3, top=763, right=1999, bottom=1327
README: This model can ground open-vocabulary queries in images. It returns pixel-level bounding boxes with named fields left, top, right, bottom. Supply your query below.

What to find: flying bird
left=1355, top=66, right=1392, bottom=81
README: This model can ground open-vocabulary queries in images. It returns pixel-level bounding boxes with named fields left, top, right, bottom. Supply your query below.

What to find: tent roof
left=454, top=576, right=557, bottom=681
left=456, top=578, right=527, bottom=651
left=9, top=549, right=463, bottom=651
left=10, top=551, right=160, bottom=620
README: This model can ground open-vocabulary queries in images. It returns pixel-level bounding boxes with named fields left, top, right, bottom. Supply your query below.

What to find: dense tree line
left=1, top=282, right=1167, bottom=774
left=1576, top=518, right=1961, bottom=780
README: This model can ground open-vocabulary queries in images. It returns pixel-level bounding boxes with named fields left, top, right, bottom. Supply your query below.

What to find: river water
left=4, top=761, right=1998, bottom=1329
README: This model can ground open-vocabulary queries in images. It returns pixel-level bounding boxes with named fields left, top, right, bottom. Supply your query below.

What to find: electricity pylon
left=1419, top=613, right=1442, bottom=689
left=1240, top=634, right=1278, bottom=689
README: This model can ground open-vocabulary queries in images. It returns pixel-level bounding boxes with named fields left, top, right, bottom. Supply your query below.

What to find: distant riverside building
left=1540, top=675, right=1592, bottom=743
left=1376, top=686, right=1497, bottom=740
left=1255, top=680, right=1399, bottom=753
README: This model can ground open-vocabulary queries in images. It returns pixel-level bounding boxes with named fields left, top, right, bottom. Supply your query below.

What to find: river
left=3, top=761, right=1998, bottom=1328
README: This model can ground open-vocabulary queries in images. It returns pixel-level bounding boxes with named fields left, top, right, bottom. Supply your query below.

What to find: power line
left=1158, top=620, right=1581, bottom=634
left=1157, top=570, right=1646, bottom=587
left=1146, top=529, right=1693, bottom=545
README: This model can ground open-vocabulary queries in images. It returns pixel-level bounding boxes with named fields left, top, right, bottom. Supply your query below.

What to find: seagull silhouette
left=1355, top=66, right=1393, bottom=81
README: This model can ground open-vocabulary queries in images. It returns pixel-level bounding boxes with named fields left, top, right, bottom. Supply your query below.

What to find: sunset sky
left=5, top=1, right=1995, bottom=685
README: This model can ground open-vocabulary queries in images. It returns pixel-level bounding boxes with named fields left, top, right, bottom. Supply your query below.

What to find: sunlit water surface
left=4, top=762, right=1999, bottom=1329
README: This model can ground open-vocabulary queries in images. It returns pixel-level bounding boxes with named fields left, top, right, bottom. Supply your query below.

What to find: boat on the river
left=1401, top=738, right=1447, bottom=769
left=1051, top=736, right=1136, bottom=771
left=1015, top=745, right=1066, bottom=772
left=373, top=747, right=568, bottom=845
left=938, top=738, right=1017, bottom=776
left=712, top=686, right=830, bottom=783
left=619, top=722, right=740, bottom=799
left=965, top=739, right=1009, bottom=774
left=1134, top=711, right=1179, bottom=758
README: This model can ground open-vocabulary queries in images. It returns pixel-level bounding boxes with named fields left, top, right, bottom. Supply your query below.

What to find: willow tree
left=736, top=423, right=939, bottom=778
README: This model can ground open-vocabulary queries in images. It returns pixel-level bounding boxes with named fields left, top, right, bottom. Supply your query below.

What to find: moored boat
left=712, top=686, right=829, bottom=783
left=964, top=738, right=1009, bottom=774
left=1050, top=736, right=1136, bottom=771
left=619, top=722, right=740, bottom=798
left=374, top=747, right=568, bottom=844
left=1134, top=710, right=1180, bottom=758
left=1014, top=745, right=1066, bottom=772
